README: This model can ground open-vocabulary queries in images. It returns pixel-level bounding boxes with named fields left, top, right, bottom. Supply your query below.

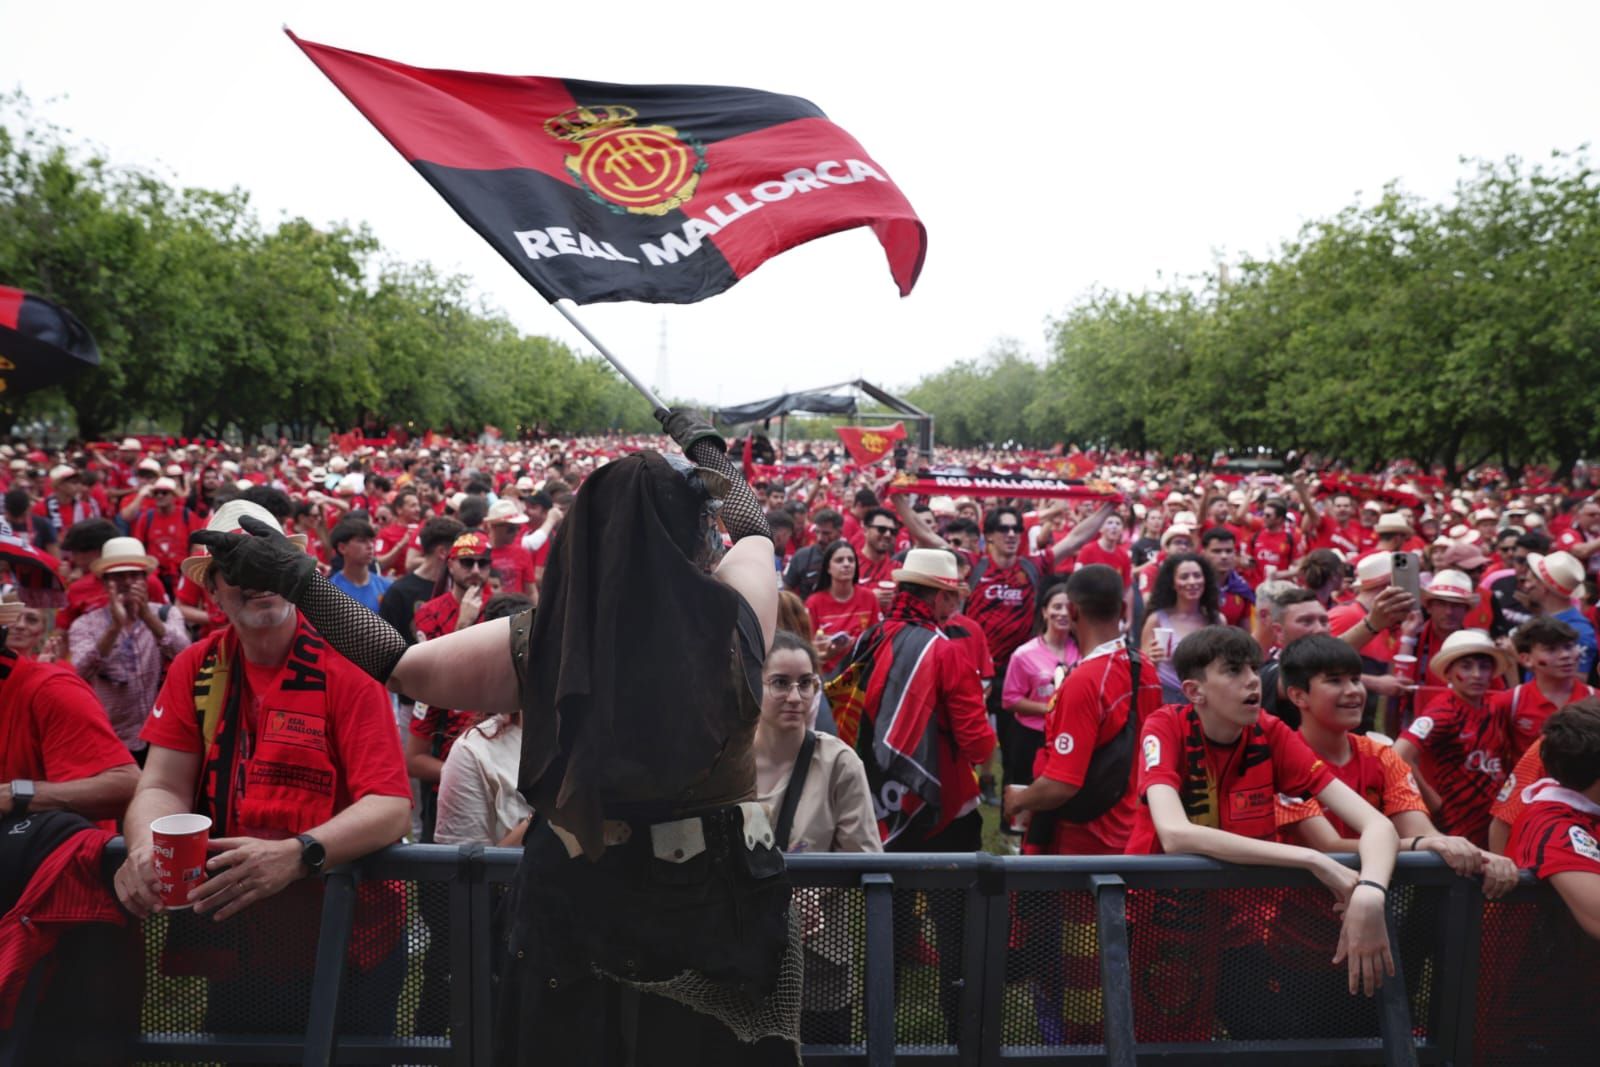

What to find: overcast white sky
left=5, top=2, right=1598, bottom=409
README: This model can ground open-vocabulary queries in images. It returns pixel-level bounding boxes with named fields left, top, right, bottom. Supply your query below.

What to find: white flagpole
left=551, top=300, right=668, bottom=416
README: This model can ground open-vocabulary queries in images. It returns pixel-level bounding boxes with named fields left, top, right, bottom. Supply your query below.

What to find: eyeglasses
left=457, top=557, right=494, bottom=570
left=868, top=525, right=898, bottom=535
left=765, top=675, right=820, bottom=697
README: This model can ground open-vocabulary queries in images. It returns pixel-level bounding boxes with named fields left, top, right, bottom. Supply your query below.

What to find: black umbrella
left=0, top=286, right=101, bottom=396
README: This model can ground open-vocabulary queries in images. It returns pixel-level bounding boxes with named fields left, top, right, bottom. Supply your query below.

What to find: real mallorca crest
left=544, top=105, right=706, bottom=217
left=858, top=431, right=888, bottom=454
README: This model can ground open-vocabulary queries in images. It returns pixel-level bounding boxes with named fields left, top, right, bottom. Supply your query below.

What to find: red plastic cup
left=150, top=813, right=212, bottom=910
left=1392, top=654, right=1418, bottom=685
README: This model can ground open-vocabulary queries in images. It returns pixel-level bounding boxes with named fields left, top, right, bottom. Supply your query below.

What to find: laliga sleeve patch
left=1142, top=735, right=1161, bottom=770
left=1496, top=774, right=1517, bottom=804
left=412, top=702, right=430, bottom=721
left=1409, top=716, right=1435, bottom=740
left=1054, top=733, right=1075, bottom=756
left=1569, top=826, right=1600, bottom=864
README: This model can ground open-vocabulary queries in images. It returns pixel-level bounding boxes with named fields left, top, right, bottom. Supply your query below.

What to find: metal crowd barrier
left=4, top=842, right=1591, bottom=1067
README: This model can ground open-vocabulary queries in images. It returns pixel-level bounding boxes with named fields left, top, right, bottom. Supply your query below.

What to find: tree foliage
left=0, top=98, right=658, bottom=440
left=914, top=149, right=1600, bottom=478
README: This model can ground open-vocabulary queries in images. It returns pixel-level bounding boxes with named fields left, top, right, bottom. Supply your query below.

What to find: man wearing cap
left=485, top=499, right=537, bottom=596
left=1519, top=549, right=1597, bottom=678
left=825, top=547, right=995, bottom=1042
left=1395, top=629, right=1518, bottom=846
left=58, top=519, right=171, bottom=632
left=67, top=537, right=191, bottom=760
left=409, top=531, right=497, bottom=841
left=114, top=500, right=410, bottom=1034
left=1365, top=512, right=1414, bottom=562
left=1410, top=569, right=1484, bottom=687
left=127, top=477, right=201, bottom=595
left=34, top=465, right=101, bottom=538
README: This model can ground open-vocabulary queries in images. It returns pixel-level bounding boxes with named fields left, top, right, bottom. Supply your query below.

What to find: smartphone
left=1391, top=551, right=1421, bottom=600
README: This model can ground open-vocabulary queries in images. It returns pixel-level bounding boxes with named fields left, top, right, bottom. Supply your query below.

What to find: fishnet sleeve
left=686, top=438, right=771, bottom=543
left=297, top=571, right=410, bottom=683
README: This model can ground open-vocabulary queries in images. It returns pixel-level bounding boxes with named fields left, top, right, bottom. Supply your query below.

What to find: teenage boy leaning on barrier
left=1274, top=633, right=1520, bottom=895
left=1127, top=626, right=1399, bottom=997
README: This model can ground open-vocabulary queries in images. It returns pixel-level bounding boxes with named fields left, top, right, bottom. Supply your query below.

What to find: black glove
left=657, top=407, right=726, bottom=456
left=189, top=514, right=317, bottom=603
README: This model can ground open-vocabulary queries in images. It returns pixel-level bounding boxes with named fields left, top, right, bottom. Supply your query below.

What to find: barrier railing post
left=1450, top=880, right=1488, bottom=1067
left=1377, top=891, right=1419, bottom=1067
left=1432, top=876, right=1475, bottom=1065
left=1089, top=874, right=1135, bottom=1067
left=302, top=868, right=358, bottom=1067
left=861, top=872, right=896, bottom=1066
left=971, top=852, right=1006, bottom=1067
left=452, top=843, right=484, bottom=1067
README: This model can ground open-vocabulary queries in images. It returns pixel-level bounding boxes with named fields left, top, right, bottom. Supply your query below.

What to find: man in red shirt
left=1246, top=497, right=1298, bottom=582
left=1001, top=564, right=1161, bottom=1044
left=485, top=499, right=537, bottom=596
left=1555, top=497, right=1600, bottom=583
left=409, top=530, right=494, bottom=841
left=1074, top=512, right=1132, bottom=586
left=0, top=598, right=138, bottom=826
left=375, top=487, right=423, bottom=575
left=854, top=507, right=902, bottom=605
left=129, top=477, right=202, bottom=594
left=113, top=499, right=410, bottom=1036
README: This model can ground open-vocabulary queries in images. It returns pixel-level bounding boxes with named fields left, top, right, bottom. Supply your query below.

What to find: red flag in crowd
left=835, top=422, right=907, bottom=466
left=0, top=285, right=100, bottom=396
left=288, top=32, right=926, bottom=305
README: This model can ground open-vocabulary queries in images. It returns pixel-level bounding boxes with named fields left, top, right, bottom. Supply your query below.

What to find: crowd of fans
left=4, top=429, right=1600, bottom=1053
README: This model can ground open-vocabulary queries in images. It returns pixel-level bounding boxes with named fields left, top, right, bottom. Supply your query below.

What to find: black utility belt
left=548, top=801, right=776, bottom=864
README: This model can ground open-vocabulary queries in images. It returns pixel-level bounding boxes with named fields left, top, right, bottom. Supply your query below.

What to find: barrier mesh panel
left=139, top=884, right=325, bottom=1037
left=1127, top=886, right=1385, bottom=1043
left=795, top=885, right=866, bottom=1047
left=891, top=886, right=968, bottom=1048
left=1000, top=890, right=1102, bottom=1049
left=337, top=878, right=450, bottom=1043
left=1474, top=893, right=1600, bottom=1066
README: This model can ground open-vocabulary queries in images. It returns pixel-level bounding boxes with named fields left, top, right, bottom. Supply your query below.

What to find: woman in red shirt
left=804, top=540, right=881, bottom=675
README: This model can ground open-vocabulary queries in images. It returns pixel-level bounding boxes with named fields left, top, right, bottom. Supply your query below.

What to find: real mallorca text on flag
left=288, top=31, right=926, bottom=305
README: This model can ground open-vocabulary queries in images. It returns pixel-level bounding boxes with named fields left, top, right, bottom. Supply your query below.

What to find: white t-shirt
left=435, top=719, right=531, bottom=846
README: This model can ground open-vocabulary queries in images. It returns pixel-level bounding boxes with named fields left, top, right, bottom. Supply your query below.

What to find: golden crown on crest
left=544, top=105, right=640, bottom=142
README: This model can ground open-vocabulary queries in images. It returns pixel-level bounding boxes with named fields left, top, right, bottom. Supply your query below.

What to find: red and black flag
left=288, top=32, right=926, bottom=305
left=0, top=286, right=101, bottom=396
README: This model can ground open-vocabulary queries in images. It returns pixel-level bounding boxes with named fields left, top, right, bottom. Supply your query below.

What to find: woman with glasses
left=804, top=540, right=881, bottom=676
left=753, top=630, right=879, bottom=1045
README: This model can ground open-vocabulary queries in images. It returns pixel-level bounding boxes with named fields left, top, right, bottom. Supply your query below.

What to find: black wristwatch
left=296, top=833, right=327, bottom=875
left=9, top=780, right=35, bottom=818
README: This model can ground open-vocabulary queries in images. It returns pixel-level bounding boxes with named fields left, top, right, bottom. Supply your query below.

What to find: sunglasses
left=456, top=557, right=494, bottom=570
left=868, top=525, right=898, bottom=534
left=994, top=524, right=1022, bottom=534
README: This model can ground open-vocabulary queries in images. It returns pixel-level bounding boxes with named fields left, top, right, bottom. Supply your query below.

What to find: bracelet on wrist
left=1361, top=617, right=1378, bottom=635
left=1356, top=878, right=1389, bottom=895
left=1409, top=835, right=1426, bottom=851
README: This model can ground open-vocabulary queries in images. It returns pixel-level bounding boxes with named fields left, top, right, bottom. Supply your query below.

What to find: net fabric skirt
left=493, top=814, right=799, bottom=1066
